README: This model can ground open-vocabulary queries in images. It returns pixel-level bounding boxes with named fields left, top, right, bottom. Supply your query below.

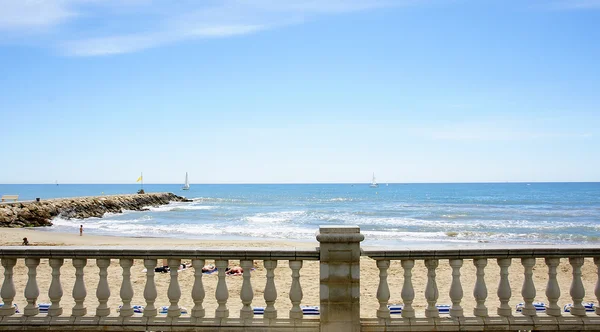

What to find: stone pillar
left=317, top=226, right=364, bottom=332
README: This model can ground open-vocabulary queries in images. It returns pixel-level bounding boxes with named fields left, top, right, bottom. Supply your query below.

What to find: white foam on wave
left=192, top=197, right=242, bottom=203
left=51, top=215, right=153, bottom=228
left=147, top=205, right=215, bottom=212
left=244, top=210, right=307, bottom=223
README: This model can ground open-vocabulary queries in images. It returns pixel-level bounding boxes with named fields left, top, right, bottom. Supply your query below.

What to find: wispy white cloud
left=0, top=0, right=418, bottom=56
left=0, top=0, right=77, bottom=29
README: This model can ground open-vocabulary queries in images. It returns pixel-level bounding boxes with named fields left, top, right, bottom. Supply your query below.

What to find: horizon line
left=1, top=181, right=599, bottom=185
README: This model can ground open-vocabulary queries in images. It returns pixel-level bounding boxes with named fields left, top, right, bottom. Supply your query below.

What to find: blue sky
left=0, top=0, right=599, bottom=184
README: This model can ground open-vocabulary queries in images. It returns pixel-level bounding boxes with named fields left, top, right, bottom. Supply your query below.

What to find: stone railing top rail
left=363, top=245, right=600, bottom=259
left=0, top=246, right=320, bottom=260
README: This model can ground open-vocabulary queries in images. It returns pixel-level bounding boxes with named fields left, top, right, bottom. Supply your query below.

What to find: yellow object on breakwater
left=0, top=193, right=190, bottom=228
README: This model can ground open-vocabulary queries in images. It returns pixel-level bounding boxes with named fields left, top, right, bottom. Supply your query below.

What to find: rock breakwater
left=0, top=193, right=191, bottom=227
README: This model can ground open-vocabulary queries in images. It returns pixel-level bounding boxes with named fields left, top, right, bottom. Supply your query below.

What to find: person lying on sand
left=226, top=266, right=243, bottom=276
left=202, top=264, right=216, bottom=273
left=154, top=260, right=191, bottom=273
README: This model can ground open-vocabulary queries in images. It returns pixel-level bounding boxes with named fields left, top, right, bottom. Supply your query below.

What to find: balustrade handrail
left=0, top=246, right=320, bottom=260
left=363, top=245, right=600, bottom=259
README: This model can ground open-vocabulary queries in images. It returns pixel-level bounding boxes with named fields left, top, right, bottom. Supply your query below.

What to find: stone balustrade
left=362, top=247, right=600, bottom=331
left=0, top=247, right=320, bottom=331
left=1, top=226, right=600, bottom=331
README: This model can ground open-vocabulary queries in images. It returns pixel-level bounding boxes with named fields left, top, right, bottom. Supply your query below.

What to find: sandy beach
left=1, top=228, right=599, bottom=318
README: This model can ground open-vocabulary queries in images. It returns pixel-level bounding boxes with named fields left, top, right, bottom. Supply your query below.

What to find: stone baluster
left=289, top=260, right=304, bottom=320
left=48, top=258, right=64, bottom=317
left=569, top=257, right=586, bottom=316
left=473, top=258, right=488, bottom=317
left=120, top=258, right=134, bottom=317
left=545, top=258, right=561, bottom=317
left=72, top=258, right=87, bottom=317
left=24, top=258, right=41, bottom=316
left=425, top=259, right=439, bottom=318
left=96, top=259, right=111, bottom=317
left=595, top=257, right=600, bottom=315
left=0, top=258, right=17, bottom=316
left=167, top=258, right=182, bottom=318
left=521, top=258, right=536, bottom=316
left=143, top=259, right=158, bottom=318
left=449, top=259, right=464, bottom=318
left=263, top=260, right=278, bottom=320
left=240, top=260, right=254, bottom=320
left=215, top=259, right=229, bottom=319
left=191, top=259, right=206, bottom=319
left=376, top=260, right=391, bottom=320
left=401, top=259, right=415, bottom=318
left=497, top=258, right=512, bottom=317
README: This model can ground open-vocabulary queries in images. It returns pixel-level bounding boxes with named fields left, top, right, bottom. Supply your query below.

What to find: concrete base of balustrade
left=0, top=316, right=320, bottom=331
left=361, top=315, right=600, bottom=331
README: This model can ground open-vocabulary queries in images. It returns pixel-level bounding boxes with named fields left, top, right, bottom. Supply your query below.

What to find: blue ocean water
left=1, top=183, right=599, bottom=246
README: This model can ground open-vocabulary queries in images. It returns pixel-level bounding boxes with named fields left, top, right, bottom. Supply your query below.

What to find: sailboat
left=182, top=172, right=190, bottom=190
left=369, top=173, right=379, bottom=188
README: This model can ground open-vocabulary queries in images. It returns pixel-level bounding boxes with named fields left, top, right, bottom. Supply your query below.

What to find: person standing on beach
left=80, top=225, right=83, bottom=236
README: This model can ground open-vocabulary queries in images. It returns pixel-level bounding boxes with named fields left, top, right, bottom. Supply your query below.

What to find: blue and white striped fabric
left=301, top=306, right=320, bottom=315
left=387, top=304, right=450, bottom=315
left=158, top=306, right=188, bottom=314
left=436, top=304, right=450, bottom=314
left=564, top=302, right=595, bottom=312
left=253, top=306, right=320, bottom=315
left=38, top=303, right=51, bottom=313
left=117, top=305, right=145, bottom=313
left=0, top=303, right=19, bottom=313
left=387, top=304, right=403, bottom=314
left=515, top=302, right=546, bottom=312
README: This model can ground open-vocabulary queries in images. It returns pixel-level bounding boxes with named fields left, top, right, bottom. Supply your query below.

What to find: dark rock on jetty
left=0, top=193, right=191, bottom=228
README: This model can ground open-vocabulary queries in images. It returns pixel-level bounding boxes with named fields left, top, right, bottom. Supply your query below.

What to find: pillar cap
left=317, top=226, right=364, bottom=243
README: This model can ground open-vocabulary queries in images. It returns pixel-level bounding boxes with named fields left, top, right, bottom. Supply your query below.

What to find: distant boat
left=182, top=172, right=190, bottom=190
left=55, top=180, right=59, bottom=186
left=369, top=173, right=379, bottom=188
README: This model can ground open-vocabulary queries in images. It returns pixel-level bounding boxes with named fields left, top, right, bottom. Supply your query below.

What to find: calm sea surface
left=1, top=183, right=599, bottom=247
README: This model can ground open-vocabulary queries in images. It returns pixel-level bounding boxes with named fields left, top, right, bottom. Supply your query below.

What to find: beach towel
left=564, top=302, right=595, bottom=312
left=515, top=302, right=546, bottom=313
left=0, top=303, right=19, bottom=313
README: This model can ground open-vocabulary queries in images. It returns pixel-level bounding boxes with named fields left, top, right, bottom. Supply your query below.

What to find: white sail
left=369, top=172, right=379, bottom=188
left=182, top=172, right=190, bottom=190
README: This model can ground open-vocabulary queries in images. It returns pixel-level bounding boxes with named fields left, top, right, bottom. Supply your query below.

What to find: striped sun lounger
left=515, top=302, right=546, bottom=313
left=564, top=302, right=595, bottom=312
left=117, top=305, right=145, bottom=313
left=38, top=303, right=51, bottom=313
left=159, top=306, right=188, bottom=314
left=253, top=306, right=320, bottom=315
left=388, top=304, right=450, bottom=315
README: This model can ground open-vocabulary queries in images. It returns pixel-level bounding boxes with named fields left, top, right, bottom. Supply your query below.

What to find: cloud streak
left=0, top=0, right=411, bottom=56
left=0, top=0, right=77, bottom=29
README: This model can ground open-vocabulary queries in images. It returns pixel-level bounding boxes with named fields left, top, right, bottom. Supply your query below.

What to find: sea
left=1, top=183, right=599, bottom=247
